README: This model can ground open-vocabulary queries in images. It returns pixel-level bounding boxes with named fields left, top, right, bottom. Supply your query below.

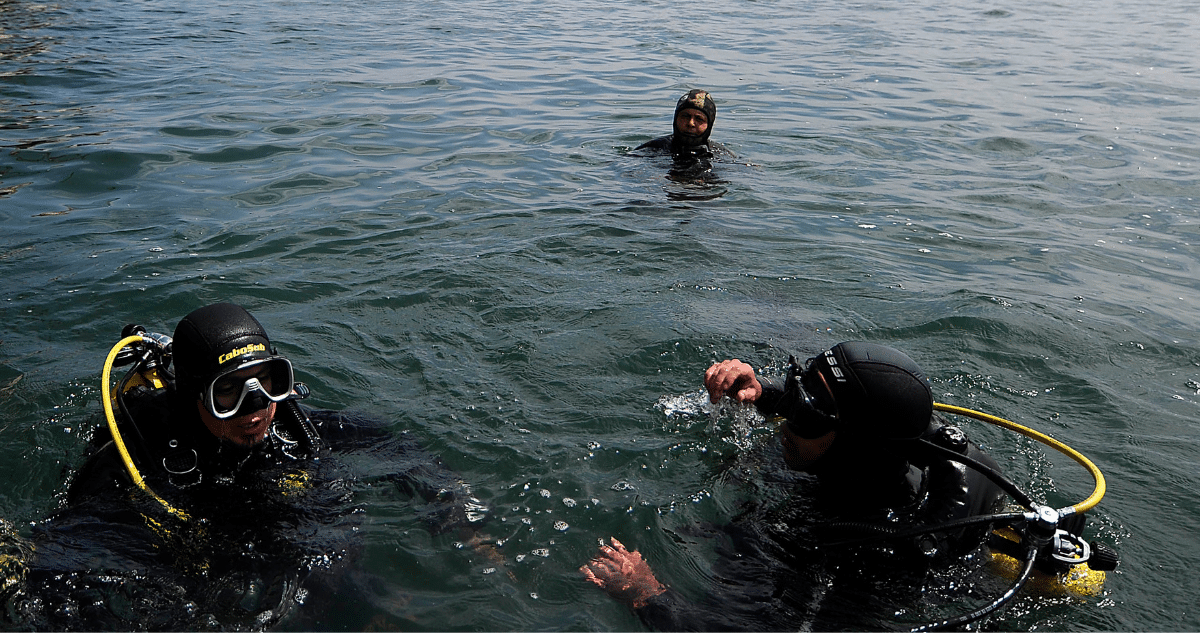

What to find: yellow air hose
left=101, top=335, right=190, bottom=521
left=932, top=402, right=1111, bottom=599
left=932, top=402, right=1105, bottom=515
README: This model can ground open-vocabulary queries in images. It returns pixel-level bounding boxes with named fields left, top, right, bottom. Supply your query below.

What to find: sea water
left=3, top=0, right=1199, bottom=629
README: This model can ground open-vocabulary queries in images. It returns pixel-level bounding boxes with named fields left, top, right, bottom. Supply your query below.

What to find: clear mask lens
left=204, top=357, right=293, bottom=419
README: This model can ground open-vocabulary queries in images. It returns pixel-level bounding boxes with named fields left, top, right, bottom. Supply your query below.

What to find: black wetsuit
left=636, top=89, right=734, bottom=161
left=66, top=384, right=477, bottom=530
left=633, top=379, right=1006, bottom=631
left=635, top=134, right=734, bottom=160
left=9, top=385, right=481, bottom=631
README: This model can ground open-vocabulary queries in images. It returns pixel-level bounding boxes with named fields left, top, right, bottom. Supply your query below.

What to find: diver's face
left=195, top=364, right=277, bottom=446
left=779, top=425, right=836, bottom=472
left=197, top=399, right=274, bottom=446
left=675, top=109, right=709, bottom=136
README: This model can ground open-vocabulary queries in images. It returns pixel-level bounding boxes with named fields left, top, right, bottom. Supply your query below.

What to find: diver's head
left=672, top=89, right=716, bottom=147
left=172, top=302, right=294, bottom=446
left=777, top=341, right=933, bottom=471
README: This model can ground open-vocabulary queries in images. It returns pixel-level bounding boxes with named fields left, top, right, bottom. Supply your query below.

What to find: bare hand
left=580, top=537, right=666, bottom=609
left=704, top=359, right=762, bottom=404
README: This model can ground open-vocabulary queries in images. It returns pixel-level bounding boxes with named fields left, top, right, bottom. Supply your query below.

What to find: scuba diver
left=69, top=301, right=331, bottom=500
left=4, top=302, right=487, bottom=630
left=636, top=89, right=734, bottom=160
left=581, top=342, right=1115, bottom=630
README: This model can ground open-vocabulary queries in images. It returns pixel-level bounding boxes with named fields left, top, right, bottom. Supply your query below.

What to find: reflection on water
left=0, top=1, right=53, bottom=76
left=1, top=0, right=58, bottom=193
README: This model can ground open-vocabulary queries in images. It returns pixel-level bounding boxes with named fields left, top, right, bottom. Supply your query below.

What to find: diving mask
left=778, top=355, right=839, bottom=439
left=203, top=357, right=294, bottom=419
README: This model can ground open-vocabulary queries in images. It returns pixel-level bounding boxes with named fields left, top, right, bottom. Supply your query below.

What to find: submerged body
left=634, top=411, right=1005, bottom=631
left=584, top=342, right=1007, bottom=630
left=634, top=134, right=735, bottom=161
left=7, top=389, right=477, bottom=630
left=2, top=303, right=483, bottom=630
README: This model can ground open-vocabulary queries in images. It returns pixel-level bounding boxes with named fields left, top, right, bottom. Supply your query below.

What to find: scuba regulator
left=819, top=402, right=1120, bottom=631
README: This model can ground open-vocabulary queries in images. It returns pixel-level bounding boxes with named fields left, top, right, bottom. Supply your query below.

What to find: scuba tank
left=988, top=517, right=1119, bottom=598
left=812, top=404, right=1120, bottom=631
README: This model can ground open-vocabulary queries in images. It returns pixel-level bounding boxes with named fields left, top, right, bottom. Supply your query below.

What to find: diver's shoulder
left=709, top=141, right=736, bottom=159
left=303, top=407, right=421, bottom=450
left=635, top=134, right=674, bottom=151
left=66, top=439, right=132, bottom=504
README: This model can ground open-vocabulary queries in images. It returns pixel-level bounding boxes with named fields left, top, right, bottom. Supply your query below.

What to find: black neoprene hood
left=672, top=89, right=717, bottom=145
left=172, top=302, right=274, bottom=397
left=806, top=341, right=934, bottom=442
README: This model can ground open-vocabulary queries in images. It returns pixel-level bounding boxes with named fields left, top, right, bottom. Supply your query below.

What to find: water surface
left=3, top=0, right=1199, bottom=629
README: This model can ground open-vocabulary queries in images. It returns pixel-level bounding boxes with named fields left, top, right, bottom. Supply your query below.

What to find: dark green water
left=3, top=0, right=1198, bottom=629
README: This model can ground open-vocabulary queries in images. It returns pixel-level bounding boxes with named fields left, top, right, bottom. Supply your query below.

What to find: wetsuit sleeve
left=65, top=440, right=134, bottom=505
left=753, top=377, right=789, bottom=418
left=633, top=559, right=806, bottom=631
left=629, top=519, right=814, bottom=632
left=385, top=432, right=487, bottom=533
left=637, top=589, right=707, bottom=631
left=635, top=588, right=766, bottom=632
left=709, top=141, right=737, bottom=159
left=635, top=135, right=674, bottom=151
left=308, top=410, right=487, bottom=534
left=64, top=405, right=164, bottom=506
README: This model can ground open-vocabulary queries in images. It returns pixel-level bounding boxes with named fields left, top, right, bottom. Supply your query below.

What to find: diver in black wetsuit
left=636, top=89, right=734, bottom=160
left=6, top=303, right=487, bottom=631
left=581, top=342, right=1007, bottom=630
left=67, top=303, right=478, bottom=521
